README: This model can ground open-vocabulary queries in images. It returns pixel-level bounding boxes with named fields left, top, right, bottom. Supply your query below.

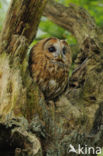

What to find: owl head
left=32, top=37, right=72, bottom=68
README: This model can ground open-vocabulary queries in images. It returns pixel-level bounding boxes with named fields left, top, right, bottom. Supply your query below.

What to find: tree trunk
left=0, top=0, right=103, bottom=156
left=0, top=0, right=47, bottom=156
left=43, top=1, right=103, bottom=155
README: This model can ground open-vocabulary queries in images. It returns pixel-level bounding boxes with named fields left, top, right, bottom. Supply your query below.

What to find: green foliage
left=35, top=0, right=103, bottom=66
left=38, top=17, right=77, bottom=45
left=98, top=148, right=103, bottom=156
left=0, top=0, right=10, bottom=31
left=0, top=0, right=103, bottom=51
left=1, top=0, right=102, bottom=70
left=56, top=0, right=103, bottom=27
left=35, top=0, right=103, bottom=46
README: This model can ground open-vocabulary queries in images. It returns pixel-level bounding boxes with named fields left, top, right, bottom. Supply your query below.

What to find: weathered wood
left=44, top=0, right=103, bottom=46
left=0, top=0, right=103, bottom=156
left=0, top=0, right=47, bottom=54
left=0, top=0, right=47, bottom=156
left=44, top=1, right=103, bottom=65
left=43, top=1, right=103, bottom=155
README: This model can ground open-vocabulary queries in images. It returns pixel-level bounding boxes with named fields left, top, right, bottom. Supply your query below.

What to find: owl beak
left=58, top=53, right=62, bottom=59
left=57, top=53, right=64, bottom=62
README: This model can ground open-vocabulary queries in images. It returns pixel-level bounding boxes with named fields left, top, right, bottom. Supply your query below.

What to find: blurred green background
left=0, top=0, right=103, bottom=44
left=0, top=0, right=103, bottom=67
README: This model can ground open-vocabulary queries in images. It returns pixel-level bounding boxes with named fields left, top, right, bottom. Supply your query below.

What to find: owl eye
left=63, top=47, right=66, bottom=55
left=48, top=46, right=56, bottom=52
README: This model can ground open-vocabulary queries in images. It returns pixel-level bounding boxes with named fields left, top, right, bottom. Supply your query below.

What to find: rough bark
left=43, top=1, right=103, bottom=155
left=0, top=0, right=103, bottom=156
left=44, top=0, right=102, bottom=44
left=0, top=0, right=47, bottom=156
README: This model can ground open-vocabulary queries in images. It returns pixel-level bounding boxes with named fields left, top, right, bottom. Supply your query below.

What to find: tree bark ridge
left=44, top=1, right=99, bottom=46
left=0, top=0, right=47, bottom=155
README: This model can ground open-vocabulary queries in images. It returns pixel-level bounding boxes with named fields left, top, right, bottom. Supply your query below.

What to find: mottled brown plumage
left=29, top=38, right=71, bottom=100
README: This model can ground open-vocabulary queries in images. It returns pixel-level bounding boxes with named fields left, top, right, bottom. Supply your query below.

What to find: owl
left=29, top=38, right=72, bottom=100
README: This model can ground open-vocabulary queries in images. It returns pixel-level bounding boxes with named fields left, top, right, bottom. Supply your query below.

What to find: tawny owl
left=29, top=38, right=72, bottom=100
